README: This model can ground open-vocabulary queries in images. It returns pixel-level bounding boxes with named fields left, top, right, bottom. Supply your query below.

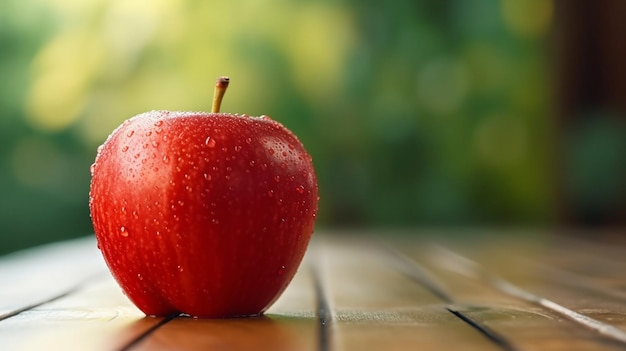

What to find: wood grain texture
left=395, top=233, right=626, bottom=350
left=0, top=237, right=107, bottom=319
left=316, top=236, right=502, bottom=351
left=2, top=231, right=626, bottom=350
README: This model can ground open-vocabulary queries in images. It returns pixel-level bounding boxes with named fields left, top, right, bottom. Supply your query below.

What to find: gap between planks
left=7, top=234, right=626, bottom=350
left=114, top=261, right=328, bottom=351
left=430, top=242, right=626, bottom=347
left=117, top=260, right=331, bottom=351
left=381, top=242, right=519, bottom=351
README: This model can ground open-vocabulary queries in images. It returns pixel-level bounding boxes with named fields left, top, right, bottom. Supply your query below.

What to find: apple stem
left=212, top=76, right=230, bottom=113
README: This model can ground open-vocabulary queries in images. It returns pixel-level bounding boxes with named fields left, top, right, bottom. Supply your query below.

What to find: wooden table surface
left=2, top=230, right=626, bottom=350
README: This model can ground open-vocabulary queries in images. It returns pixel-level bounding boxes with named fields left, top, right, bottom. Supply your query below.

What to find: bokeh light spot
left=501, top=0, right=554, bottom=39
left=26, top=31, right=104, bottom=132
left=286, top=4, right=356, bottom=102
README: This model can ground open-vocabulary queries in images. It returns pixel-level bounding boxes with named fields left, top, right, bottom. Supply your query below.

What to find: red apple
left=89, top=77, right=318, bottom=318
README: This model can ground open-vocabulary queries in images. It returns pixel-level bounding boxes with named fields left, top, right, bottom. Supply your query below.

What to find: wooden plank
left=0, top=238, right=318, bottom=351
left=0, top=237, right=106, bottom=318
left=1, top=273, right=158, bottom=351
left=4, top=231, right=626, bottom=350
left=5, top=273, right=317, bottom=351
left=440, top=236, right=626, bottom=328
left=317, top=236, right=502, bottom=351
left=129, top=316, right=312, bottom=351
left=405, top=234, right=626, bottom=350
left=0, top=237, right=152, bottom=350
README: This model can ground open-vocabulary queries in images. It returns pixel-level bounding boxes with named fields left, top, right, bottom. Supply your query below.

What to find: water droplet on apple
left=249, top=160, right=255, bottom=167
left=127, top=130, right=135, bottom=138
left=162, top=155, right=170, bottom=163
left=205, top=136, right=216, bottom=148
left=152, top=141, right=159, bottom=148
left=234, top=145, right=242, bottom=152
left=282, top=151, right=287, bottom=157
left=134, top=153, right=140, bottom=159
left=274, top=175, right=280, bottom=182
left=154, top=120, right=163, bottom=127
left=212, top=218, right=219, bottom=224
left=162, top=135, right=168, bottom=141
left=120, top=226, right=129, bottom=237
left=268, top=148, right=275, bottom=155
left=137, top=273, right=144, bottom=280
left=204, top=173, right=212, bottom=181
left=268, top=189, right=274, bottom=197
left=90, top=163, right=96, bottom=174
left=177, top=265, right=184, bottom=272
left=277, top=265, right=286, bottom=276
left=245, top=137, right=252, bottom=144
left=121, top=146, right=129, bottom=152
left=296, top=185, right=305, bottom=194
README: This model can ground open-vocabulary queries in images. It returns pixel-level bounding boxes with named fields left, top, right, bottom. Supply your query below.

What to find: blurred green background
left=1, top=0, right=624, bottom=255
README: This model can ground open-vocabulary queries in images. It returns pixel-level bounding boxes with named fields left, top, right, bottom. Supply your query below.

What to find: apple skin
left=89, top=110, right=318, bottom=318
